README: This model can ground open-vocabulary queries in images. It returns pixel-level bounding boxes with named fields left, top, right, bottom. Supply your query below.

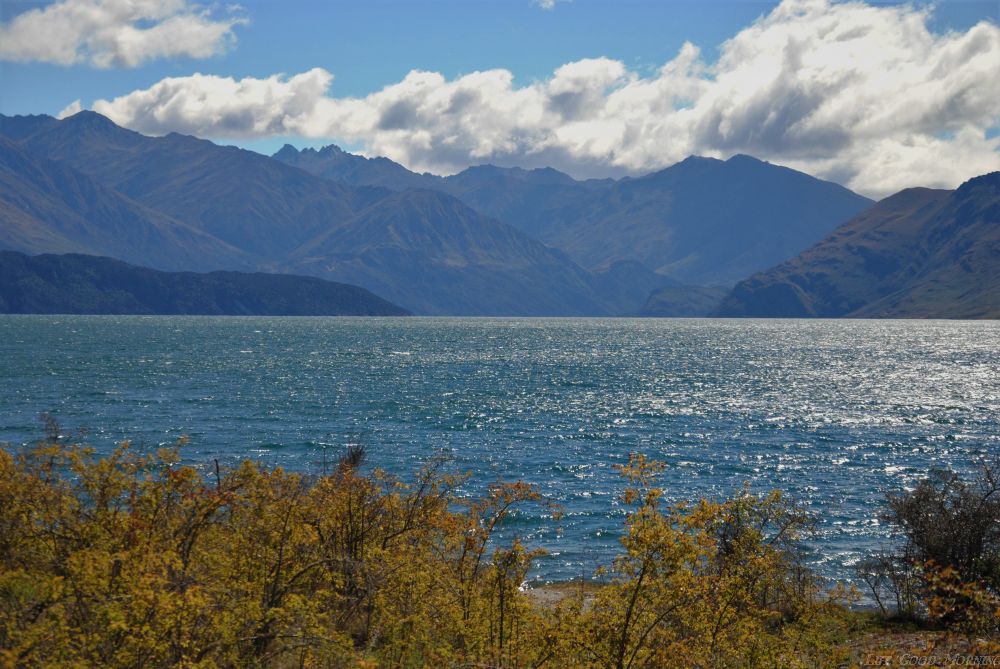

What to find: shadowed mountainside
left=716, top=173, right=1000, bottom=319
left=287, top=188, right=612, bottom=315
left=1, top=112, right=654, bottom=315
left=274, top=145, right=873, bottom=285
left=0, top=251, right=409, bottom=315
left=17, top=112, right=376, bottom=259
left=638, top=285, right=731, bottom=317
left=0, top=136, right=250, bottom=271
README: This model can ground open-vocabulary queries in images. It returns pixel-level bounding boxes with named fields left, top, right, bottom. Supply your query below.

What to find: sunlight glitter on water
left=1, top=316, right=998, bottom=585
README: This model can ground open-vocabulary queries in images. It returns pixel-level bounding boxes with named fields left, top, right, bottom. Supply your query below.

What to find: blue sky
left=0, top=1, right=766, bottom=116
left=1, top=0, right=998, bottom=196
left=2, top=1, right=995, bottom=115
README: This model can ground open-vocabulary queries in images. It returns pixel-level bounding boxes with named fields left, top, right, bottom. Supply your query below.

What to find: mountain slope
left=17, top=112, right=378, bottom=258
left=0, top=251, right=409, bottom=315
left=274, top=145, right=873, bottom=286
left=1, top=112, right=638, bottom=315
left=273, top=143, right=441, bottom=191
left=272, top=145, right=602, bottom=239
left=0, top=136, right=249, bottom=271
left=514, top=155, right=874, bottom=284
left=0, top=114, right=58, bottom=141
left=638, top=285, right=731, bottom=317
left=288, top=189, right=607, bottom=315
left=437, top=164, right=610, bottom=242
left=716, top=173, right=1000, bottom=319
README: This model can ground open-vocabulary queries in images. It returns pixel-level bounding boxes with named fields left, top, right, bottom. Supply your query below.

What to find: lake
left=2, top=315, right=998, bottom=584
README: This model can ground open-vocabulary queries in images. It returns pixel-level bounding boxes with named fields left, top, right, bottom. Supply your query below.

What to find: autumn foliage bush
left=856, top=459, right=1000, bottom=636
left=556, top=454, right=854, bottom=669
left=1, top=430, right=855, bottom=668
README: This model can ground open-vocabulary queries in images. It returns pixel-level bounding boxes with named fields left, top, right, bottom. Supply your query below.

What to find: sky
left=0, top=0, right=998, bottom=198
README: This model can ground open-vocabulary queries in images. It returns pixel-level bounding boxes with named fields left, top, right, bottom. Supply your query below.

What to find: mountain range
left=273, top=144, right=873, bottom=286
left=2, top=112, right=617, bottom=314
left=0, top=251, right=409, bottom=315
left=0, top=110, right=994, bottom=318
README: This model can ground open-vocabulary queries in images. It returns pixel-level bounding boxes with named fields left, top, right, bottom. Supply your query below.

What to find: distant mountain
left=0, top=114, right=58, bottom=141
left=592, top=260, right=681, bottom=314
left=1, top=112, right=641, bottom=315
left=272, top=145, right=603, bottom=240
left=716, top=173, right=1000, bottom=319
left=273, top=143, right=597, bottom=195
left=0, top=251, right=409, bottom=315
left=436, top=165, right=613, bottom=244
left=274, top=146, right=873, bottom=285
left=638, top=285, right=730, bottom=317
left=288, top=188, right=607, bottom=315
left=535, top=155, right=873, bottom=285
left=0, top=136, right=249, bottom=271
left=17, top=112, right=375, bottom=259
left=273, top=143, right=440, bottom=191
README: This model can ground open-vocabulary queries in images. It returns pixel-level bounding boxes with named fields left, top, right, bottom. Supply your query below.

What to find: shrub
left=555, top=454, right=852, bottom=669
left=857, top=458, right=1000, bottom=633
left=0, top=430, right=552, bottom=668
left=0, top=433, right=854, bottom=668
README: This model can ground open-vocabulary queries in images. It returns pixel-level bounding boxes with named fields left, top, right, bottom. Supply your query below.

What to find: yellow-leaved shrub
left=1, top=434, right=860, bottom=668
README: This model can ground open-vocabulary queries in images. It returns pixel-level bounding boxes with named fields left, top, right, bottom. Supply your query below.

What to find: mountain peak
left=63, top=110, right=118, bottom=131
left=955, top=171, right=1000, bottom=198
left=452, top=163, right=576, bottom=186
left=525, top=166, right=577, bottom=185
left=677, top=155, right=721, bottom=165
left=641, top=155, right=722, bottom=181
left=272, top=144, right=301, bottom=160
left=462, top=164, right=504, bottom=175
left=274, top=143, right=348, bottom=161
left=318, top=143, right=345, bottom=156
left=726, top=153, right=765, bottom=165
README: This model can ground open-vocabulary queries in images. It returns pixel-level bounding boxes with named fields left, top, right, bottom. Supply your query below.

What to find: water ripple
left=1, top=315, right=998, bottom=586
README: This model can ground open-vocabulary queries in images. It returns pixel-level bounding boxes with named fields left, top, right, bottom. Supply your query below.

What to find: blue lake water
left=1, top=315, right=998, bottom=585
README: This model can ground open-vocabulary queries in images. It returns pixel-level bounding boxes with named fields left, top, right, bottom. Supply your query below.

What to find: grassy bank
left=1, top=430, right=997, bottom=668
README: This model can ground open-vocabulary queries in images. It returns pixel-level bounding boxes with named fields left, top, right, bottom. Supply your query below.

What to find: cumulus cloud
left=0, top=0, right=245, bottom=68
left=91, top=0, right=999, bottom=197
left=57, top=99, right=83, bottom=119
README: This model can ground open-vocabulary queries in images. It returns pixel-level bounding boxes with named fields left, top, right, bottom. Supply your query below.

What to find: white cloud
left=57, top=99, right=82, bottom=119
left=94, top=68, right=334, bottom=136
left=0, top=0, right=245, bottom=68
left=90, top=0, right=1000, bottom=197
